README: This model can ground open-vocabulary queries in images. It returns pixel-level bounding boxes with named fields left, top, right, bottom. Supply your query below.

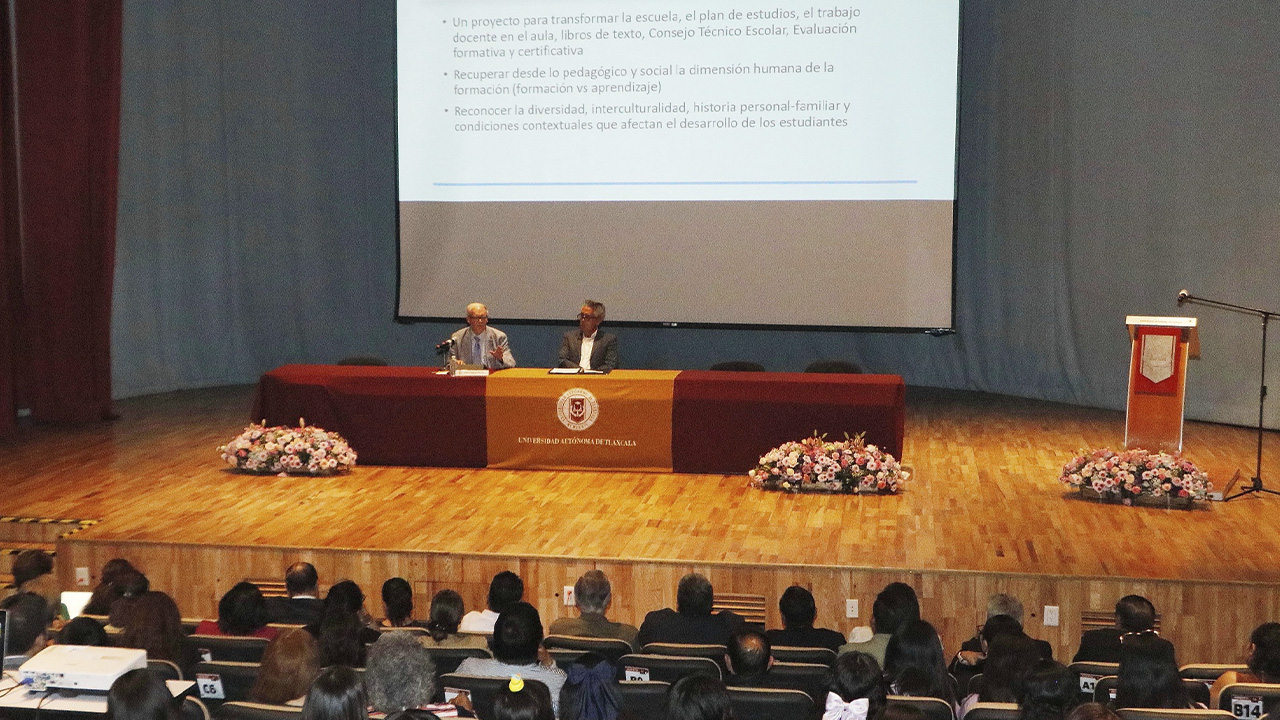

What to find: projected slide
left=398, top=0, right=960, bottom=329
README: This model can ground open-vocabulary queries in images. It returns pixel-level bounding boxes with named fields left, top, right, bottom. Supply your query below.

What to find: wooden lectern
left=1125, top=316, right=1199, bottom=453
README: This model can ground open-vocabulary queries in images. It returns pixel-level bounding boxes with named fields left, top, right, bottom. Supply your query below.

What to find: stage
left=2, top=383, right=1278, bottom=665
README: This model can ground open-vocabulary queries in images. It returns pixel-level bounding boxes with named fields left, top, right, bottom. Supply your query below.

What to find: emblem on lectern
left=556, top=388, right=599, bottom=431
left=1140, top=334, right=1175, bottom=384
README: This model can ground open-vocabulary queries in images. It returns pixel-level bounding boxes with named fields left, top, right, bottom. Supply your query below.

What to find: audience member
left=1, top=591, right=52, bottom=670
left=974, top=631, right=1049, bottom=705
left=422, top=588, right=490, bottom=649
left=117, top=590, right=200, bottom=678
left=1017, top=660, right=1079, bottom=720
left=1210, top=622, right=1280, bottom=707
left=58, top=615, right=110, bottom=646
left=724, top=629, right=774, bottom=687
left=767, top=585, right=845, bottom=652
left=5, top=549, right=61, bottom=619
left=839, top=582, right=920, bottom=665
left=84, top=558, right=141, bottom=616
left=883, top=619, right=957, bottom=710
left=636, top=572, right=744, bottom=647
left=560, top=653, right=622, bottom=720
left=825, top=651, right=887, bottom=720
left=106, top=567, right=151, bottom=628
left=549, top=570, right=639, bottom=650
left=1073, top=595, right=1159, bottom=663
left=316, top=605, right=368, bottom=667
left=951, top=595, right=1052, bottom=689
left=106, top=667, right=179, bottom=720
left=195, top=581, right=277, bottom=638
left=366, top=631, right=450, bottom=714
left=1113, top=632, right=1190, bottom=709
left=381, top=577, right=420, bottom=627
left=952, top=613, right=1027, bottom=691
left=494, top=674, right=556, bottom=720
left=455, top=602, right=568, bottom=715
left=250, top=627, right=322, bottom=706
left=267, top=561, right=324, bottom=625
left=461, top=570, right=525, bottom=633
left=668, top=675, right=734, bottom=720
left=300, top=665, right=368, bottom=720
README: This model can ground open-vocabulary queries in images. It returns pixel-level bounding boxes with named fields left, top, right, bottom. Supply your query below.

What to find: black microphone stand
left=1178, top=291, right=1279, bottom=500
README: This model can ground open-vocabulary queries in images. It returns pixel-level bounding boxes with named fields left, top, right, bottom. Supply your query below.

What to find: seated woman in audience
left=456, top=602, right=567, bottom=715
left=1064, top=703, right=1120, bottom=720
left=58, top=616, right=110, bottom=646
left=250, top=627, right=322, bottom=706
left=1113, top=633, right=1194, bottom=709
left=317, top=579, right=381, bottom=639
left=825, top=651, right=887, bottom=720
left=107, top=667, right=179, bottom=720
left=560, top=653, right=622, bottom=720
left=317, top=606, right=369, bottom=667
left=117, top=590, right=200, bottom=678
left=106, top=568, right=151, bottom=629
left=5, top=549, right=62, bottom=621
left=958, top=631, right=1049, bottom=715
left=300, top=665, right=368, bottom=720
left=381, top=577, right=421, bottom=628
left=421, top=589, right=490, bottom=649
left=85, top=558, right=140, bottom=616
left=194, top=581, right=277, bottom=639
left=667, top=675, right=734, bottom=720
left=1017, top=660, right=1079, bottom=720
left=366, top=631, right=463, bottom=716
left=494, top=674, right=556, bottom=720
left=1210, top=622, right=1280, bottom=707
left=884, top=619, right=957, bottom=712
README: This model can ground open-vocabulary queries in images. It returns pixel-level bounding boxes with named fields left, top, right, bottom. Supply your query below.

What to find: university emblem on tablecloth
left=556, top=387, right=599, bottom=431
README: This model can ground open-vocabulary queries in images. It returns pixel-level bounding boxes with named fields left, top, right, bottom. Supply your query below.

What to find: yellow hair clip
left=509, top=675, right=524, bottom=692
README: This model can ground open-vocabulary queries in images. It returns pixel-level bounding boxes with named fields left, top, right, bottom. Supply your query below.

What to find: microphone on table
left=434, top=338, right=454, bottom=355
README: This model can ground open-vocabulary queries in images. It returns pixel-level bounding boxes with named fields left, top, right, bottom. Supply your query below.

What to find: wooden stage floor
left=2, top=384, right=1278, bottom=581
left=3, top=383, right=1279, bottom=662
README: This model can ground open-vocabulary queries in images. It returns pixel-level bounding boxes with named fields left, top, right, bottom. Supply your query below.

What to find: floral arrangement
left=749, top=433, right=908, bottom=494
left=218, top=421, right=357, bottom=476
left=1059, top=448, right=1211, bottom=504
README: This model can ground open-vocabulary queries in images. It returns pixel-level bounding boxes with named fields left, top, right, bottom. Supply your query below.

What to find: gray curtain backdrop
left=112, top=1, right=1280, bottom=430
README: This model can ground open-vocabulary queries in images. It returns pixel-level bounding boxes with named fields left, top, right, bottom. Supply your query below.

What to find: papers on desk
left=548, top=367, right=606, bottom=374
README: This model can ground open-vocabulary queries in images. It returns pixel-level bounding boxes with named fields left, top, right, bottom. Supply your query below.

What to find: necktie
left=474, top=336, right=483, bottom=367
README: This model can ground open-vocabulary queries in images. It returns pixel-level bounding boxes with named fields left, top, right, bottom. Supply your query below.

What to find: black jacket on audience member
left=636, top=608, right=745, bottom=647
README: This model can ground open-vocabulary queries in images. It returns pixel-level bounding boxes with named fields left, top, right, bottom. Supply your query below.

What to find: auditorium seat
left=543, top=634, right=634, bottom=664
left=770, top=645, right=837, bottom=666
left=194, top=660, right=260, bottom=710
left=438, top=673, right=548, bottom=720
left=1216, top=682, right=1280, bottom=715
left=148, top=658, right=184, bottom=681
left=619, top=680, right=671, bottom=720
left=804, top=359, right=863, bottom=373
left=618, top=653, right=721, bottom=684
left=1117, top=709, right=1235, bottom=720
left=1069, top=662, right=1120, bottom=702
left=190, top=634, right=271, bottom=663
left=421, top=645, right=491, bottom=676
left=967, top=673, right=985, bottom=696
left=1094, top=676, right=1211, bottom=708
left=641, top=642, right=730, bottom=672
left=963, top=702, right=1021, bottom=720
left=888, top=695, right=956, bottom=720
left=765, top=661, right=831, bottom=702
left=1181, top=664, right=1249, bottom=682
left=708, top=361, right=765, bottom=372
left=214, top=701, right=303, bottom=720
left=182, top=696, right=212, bottom=720
left=727, top=686, right=815, bottom=720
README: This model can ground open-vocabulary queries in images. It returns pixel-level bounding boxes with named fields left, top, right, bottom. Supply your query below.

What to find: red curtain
left=0, top=0, right=121, bottom=436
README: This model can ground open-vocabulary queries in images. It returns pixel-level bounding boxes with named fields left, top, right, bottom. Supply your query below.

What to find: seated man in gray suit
left=557, top=300, right=618, bottom=371
left=450, top=302, right=516, bottom=369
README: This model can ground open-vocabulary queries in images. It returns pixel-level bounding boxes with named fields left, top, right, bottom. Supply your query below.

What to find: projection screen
left=397, top=0, right=961, bottom=329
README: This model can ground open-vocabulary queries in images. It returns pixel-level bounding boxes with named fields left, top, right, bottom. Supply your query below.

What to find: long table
left=251, top=365, right=905, bottom=474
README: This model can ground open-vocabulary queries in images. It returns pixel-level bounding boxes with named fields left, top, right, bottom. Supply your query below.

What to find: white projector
left=19, top=645, right=148, bottom=692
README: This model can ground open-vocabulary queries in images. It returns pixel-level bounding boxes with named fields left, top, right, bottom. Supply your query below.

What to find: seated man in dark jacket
left=636, top=572, right=744, bottom=647
left=1073, top=594, right=1159, bottom=663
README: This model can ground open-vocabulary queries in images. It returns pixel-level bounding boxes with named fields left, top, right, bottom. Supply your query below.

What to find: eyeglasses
left=467, top=315, right=489, bottom=321
left=578, top=313, right=600, bottom=320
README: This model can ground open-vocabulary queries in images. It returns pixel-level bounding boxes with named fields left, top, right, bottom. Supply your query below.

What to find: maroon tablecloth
left=252, top=365, right=486, bottom=467
left=251, top=366, right=905, bottom=473
left=671, top=371, right=905, bottom=475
